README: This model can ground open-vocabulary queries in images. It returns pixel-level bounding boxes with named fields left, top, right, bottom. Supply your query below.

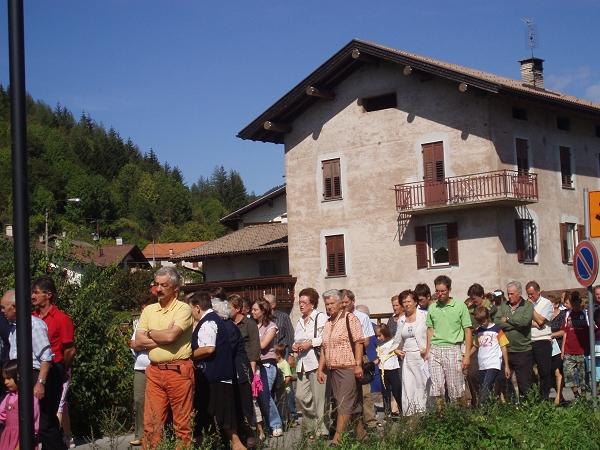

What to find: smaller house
left=70, top=244, right=150, bottom=269
left=174, top=186, right=296, bottom=307
left=142, top=242, right=207, bottom=269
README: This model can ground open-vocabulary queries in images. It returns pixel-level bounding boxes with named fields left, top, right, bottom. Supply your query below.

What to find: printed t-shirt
left=562, top=310, right=591, bottom=355
left=473, top=323, right=509, bottom=370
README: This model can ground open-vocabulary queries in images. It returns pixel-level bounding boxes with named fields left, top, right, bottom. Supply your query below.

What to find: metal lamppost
left=45, top=197, right=81, bottom=256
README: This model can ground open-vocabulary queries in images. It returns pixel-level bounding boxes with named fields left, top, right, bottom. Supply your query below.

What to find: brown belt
left=151, top=359, right=189, bottom=371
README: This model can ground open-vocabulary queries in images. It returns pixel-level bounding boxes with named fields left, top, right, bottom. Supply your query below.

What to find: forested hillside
left=0, top=85, right=265, bottom=248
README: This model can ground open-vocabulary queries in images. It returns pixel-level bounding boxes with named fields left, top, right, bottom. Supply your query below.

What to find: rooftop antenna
left=522, top=18, right=538, bottom=59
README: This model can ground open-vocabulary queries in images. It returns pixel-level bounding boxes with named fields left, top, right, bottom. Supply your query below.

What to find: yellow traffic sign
left=590, top=191, right=600, bottom=238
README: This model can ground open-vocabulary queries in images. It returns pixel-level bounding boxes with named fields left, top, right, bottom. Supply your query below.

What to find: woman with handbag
left=317, top=289, right=366, bottom=446
left=392, top=290, right=430, bottom=416
left=292, top=288, right=329, bottom=438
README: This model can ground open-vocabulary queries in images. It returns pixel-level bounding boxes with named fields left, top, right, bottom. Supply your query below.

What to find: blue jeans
left=479, top=369, right=501, bottom=405
left=258, top=363, right=282, bottom=430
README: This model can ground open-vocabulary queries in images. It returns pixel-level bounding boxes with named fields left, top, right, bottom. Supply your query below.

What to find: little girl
left=0, top=360, right=40, bottom=450
left=373, top=324, right=402, bottom=419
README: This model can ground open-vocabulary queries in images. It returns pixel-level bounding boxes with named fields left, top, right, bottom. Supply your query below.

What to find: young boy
left=561, top=294, right=593, bottom=398
left=470, top=306, right=510, bottom=405
left=274, top=343, right=292, bottom=427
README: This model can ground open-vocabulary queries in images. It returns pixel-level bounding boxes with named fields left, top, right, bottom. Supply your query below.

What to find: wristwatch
left=147, top=330, right=153, bottom=339
left=37, top=379, right=46, bottom=385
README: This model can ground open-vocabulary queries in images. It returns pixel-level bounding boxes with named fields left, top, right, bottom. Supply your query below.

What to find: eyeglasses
left=298, top=301, right=310, bottom=305
left=435, top=290, right=448, bottom=294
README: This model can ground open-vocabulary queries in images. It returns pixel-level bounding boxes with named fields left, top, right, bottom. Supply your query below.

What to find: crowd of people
left=129, top=266, right=600, bottom=449
left=0, top=277, right=76, bottom=450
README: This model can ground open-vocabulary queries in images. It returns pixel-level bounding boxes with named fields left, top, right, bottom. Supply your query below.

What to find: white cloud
left=585, top=83, right=600, bottom=103
left=546, top=67, right=591, bottom=92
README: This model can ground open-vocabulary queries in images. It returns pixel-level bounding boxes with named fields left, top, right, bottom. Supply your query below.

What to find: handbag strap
left=314, top=312, right=322, bottom=339
left=346, top=313, right=356, bottom=357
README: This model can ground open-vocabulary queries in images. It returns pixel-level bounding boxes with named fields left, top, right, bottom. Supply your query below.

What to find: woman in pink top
left=251, top=300, right=283, bottom=437
left=0, top=360, right=40, bottom=450
left=317, top=289, right=365, bottom=445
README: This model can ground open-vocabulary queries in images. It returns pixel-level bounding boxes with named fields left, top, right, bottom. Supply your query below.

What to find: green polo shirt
left=426, top=297, right=472, bottom=346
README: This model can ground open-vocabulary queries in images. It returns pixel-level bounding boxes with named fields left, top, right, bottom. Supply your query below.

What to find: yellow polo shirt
left=137, top=298, right=193, bottom=363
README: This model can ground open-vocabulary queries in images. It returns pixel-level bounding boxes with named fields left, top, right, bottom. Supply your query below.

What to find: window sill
left=561, top=186, right=575, bottom=191
left=325, top=274, right=347, bottom=278
left=522, top=261, right=539, bottom=265
left=322, top=198, right=343, bottom=203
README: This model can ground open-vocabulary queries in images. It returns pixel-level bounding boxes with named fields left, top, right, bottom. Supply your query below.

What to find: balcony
left=181, top=274, right=297, bottom=308
left=394, top=170, right=538, bottom=214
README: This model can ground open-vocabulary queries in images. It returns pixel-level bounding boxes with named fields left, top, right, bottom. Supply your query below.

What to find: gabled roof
left=172, top=223, right=287, bottom=261
left=238, top=38, right=600, bottom=144
left=142, top=242, right=207, bottom=259
left=220, top=185, right=286, bottom=229
left=70, top=244, right=150, bottom=268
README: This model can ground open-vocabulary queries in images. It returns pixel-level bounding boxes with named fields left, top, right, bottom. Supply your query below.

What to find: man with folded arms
left=135, top=267, right=194, bottom=449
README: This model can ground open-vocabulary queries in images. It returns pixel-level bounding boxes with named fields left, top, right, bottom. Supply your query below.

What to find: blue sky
left=1, top=1, right=599, bottom=196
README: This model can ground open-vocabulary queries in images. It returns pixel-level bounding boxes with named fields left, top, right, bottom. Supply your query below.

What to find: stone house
left=238, top=39, right=600, bottom=314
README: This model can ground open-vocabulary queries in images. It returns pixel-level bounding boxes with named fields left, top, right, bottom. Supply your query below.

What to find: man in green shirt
left=425, top=275, right=472, bottom=408
left=494, top=280, right=534, bottom=401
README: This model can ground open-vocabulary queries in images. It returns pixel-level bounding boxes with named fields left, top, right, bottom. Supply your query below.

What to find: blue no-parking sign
left=574, top=240, right=599, bottom=287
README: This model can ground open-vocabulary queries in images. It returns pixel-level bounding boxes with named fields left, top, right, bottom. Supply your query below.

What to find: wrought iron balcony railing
left=395, top=170, right=538, bottom=212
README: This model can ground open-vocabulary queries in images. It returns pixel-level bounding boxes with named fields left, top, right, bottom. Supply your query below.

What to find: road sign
left=589, top=191, right=600, bottom=238
left=574, top=240, right=599, bottom=287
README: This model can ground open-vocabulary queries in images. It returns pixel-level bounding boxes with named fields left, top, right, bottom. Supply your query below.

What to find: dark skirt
left=209, top=382, right=238, bottom=431
left=195, top=379, right=238, bottom=434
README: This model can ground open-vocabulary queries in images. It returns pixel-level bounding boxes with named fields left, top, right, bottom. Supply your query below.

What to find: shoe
left=129, top=440, right=142, bottom=446
left=272, top=428, right=283, bottom=437
left=63, top=436, right=76, bottom=448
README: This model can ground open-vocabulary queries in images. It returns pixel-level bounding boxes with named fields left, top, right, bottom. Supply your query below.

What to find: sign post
left=581, top=188, right=598, bottom=412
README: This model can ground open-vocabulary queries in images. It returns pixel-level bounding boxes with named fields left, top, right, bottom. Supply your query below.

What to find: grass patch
left=266, top=399, right=600, bottom=450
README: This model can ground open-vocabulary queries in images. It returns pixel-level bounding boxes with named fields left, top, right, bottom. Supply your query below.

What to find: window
left=512, top=107, right=528, bottom=120
left=560, top=223, right=584, bottom=264
left=515, top=219, right=536, bottom=262
left=363, top=92, right=397, bottom=112
left=259, top=259, right=281, bottom=276
left=322, top=158, right=342, bottom=201
left=560, top=146, right=572, bottom=188
left=325, top=235, right=346, bottom=276
left=415, top=223, right=458, bottom=268
left=557, top=116, right=570, bottom=131
left=596, top=125, right=600, bottom=138
left=516, top=138, right=529, bottom=174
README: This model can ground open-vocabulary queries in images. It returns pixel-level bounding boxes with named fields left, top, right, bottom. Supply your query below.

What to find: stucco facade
left=240, top=40, right=600, bottom=315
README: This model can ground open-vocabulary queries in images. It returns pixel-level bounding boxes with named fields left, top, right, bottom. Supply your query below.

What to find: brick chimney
left=519, top=57, right=545, bottom=89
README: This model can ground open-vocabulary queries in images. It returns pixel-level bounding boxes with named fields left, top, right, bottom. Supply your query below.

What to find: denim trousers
left=258, top=363, right=282, bottom=430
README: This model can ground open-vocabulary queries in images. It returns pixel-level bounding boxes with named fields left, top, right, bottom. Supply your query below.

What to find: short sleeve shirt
left=353, top=309, right=375, bottom=339
left=322, top=312, right=364, bottom=368
left=426, top=298, right=472, bottom=346
left=33, top=305, right=74, bottom=364
left=137, top=299, right=193, bottom=363
left=258, top=322, right=278, bottom=361
left=531, top=296, right=554, bottom=342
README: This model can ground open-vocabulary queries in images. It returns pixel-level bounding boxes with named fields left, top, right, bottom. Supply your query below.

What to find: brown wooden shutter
left=516, top=138, right=529, bottom=174
left=560, top=147, right=572, bottom=187
left=415, top=226, right=428, bottom=268
left=434, top=142, right=444, bottom=182
left=326, top=235, right=345, bottom=276
left=423, top=142, right=444, bottom=182
left=448, top=222, right=459, bottom=265
left=323, top=159, right=341, bottom=200
left=515, top=219, right=525, bottom=262
left=323, top=160, right=333, bottom=199
left=578, top=224, right=585, bottom=243
left=560, top=223, right=568, bottom=263
left=332, top=159, right=342, bottom=198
